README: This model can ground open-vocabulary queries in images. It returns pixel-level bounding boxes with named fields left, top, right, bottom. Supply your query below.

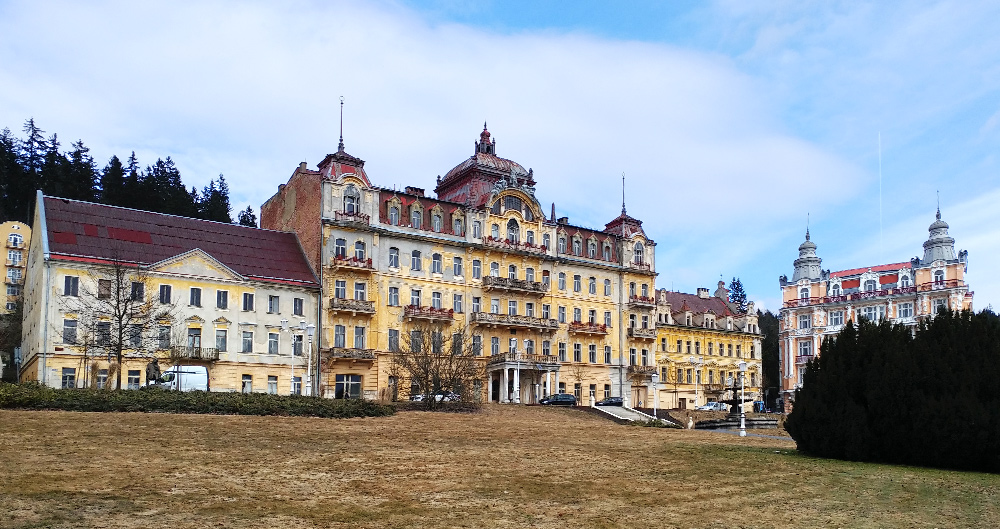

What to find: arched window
left=344, top=185, right=360, bottom=214
left=900, top=275, right=911, bottom=287
left=830, top=284, right=841, bottom=296
left=603, top=244, right=611, bottom=261
left=799, top=287, right=809, bottom=300
left=508, top=264, right=517, bottom=280
left=388, top=206, right=399, bottom=226
left=634, top=242, right=644, bottom=264
left=354, top=241, right=366, bottom=260
left=507, top=219, right=520, bottom=243
left=588, top=241, right=596, bottom=258
left=558, top=237, right=566, bottom=253
left=864, top=279, right=877, bottom=292
left=8, top=233, right=23, bottom=246
left=410, top=208, right=422, bottom=229
left=431, top=214, right=443, bottom=233
left=933, top=270, right=945, bottom=284
left=490, top=262, right=499, bottom=277
left=453, top=218, right=463, bottom=235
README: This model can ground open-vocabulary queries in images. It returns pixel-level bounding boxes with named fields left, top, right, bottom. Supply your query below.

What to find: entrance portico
left=485, top=352, right=561, bottom=404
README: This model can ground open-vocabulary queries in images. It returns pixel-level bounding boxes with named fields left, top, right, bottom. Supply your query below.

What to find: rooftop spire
left=806, top=213, right=810, bottom=240
left=936, top=190, right=941, bottom=220
left=338, top=96, right=345, bottom=153
left=621, top=172, right=627, bottom=215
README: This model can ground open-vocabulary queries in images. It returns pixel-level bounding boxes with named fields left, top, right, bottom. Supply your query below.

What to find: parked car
left=145, top=365, right=209, bottom=392
left=410, top=390, right=460, bottom=402
left=540, top=393, right=577, bottom=406
left=695, top=401, right=729, bottom=412
left=595, top=396, right=623, bottom=406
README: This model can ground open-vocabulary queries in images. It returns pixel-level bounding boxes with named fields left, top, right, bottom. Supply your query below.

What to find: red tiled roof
left=662, top=290, right=733, bottom=315
left=830, top=262, right=910, bottom=278
left=42, top=196, right=318, bottom=287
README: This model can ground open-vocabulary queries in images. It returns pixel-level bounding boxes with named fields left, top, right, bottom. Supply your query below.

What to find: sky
left=1, top=0, right=998, bottom=311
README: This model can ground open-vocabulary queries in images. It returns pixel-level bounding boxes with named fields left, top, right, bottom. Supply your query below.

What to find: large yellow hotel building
left=263, top=126, right=762, bottom=407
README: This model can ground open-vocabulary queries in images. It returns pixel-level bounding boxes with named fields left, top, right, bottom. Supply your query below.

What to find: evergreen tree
left=198, top=174, right=233, bottom=223
left=757, top=309, right=780, bottom=410
left=99, top=155, right=126, bottom=206
left=728, top=277, right=748, bottom=312
left=40, top=133, right=69, bottom=198
left=15, top=119, right=48, bottom=221
left=237, top=206, right=257, bottom=227
left=121, top=151, right=142, bottom=209
left=64, top=140, right=98, bottom=201
left=0, top=128, right=26, bottom=221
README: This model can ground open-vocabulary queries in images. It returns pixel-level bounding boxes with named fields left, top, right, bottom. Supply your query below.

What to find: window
left=641, top=284, right=648, bottom=297
left=558, top=342, right=567, bottom=362
left=588, top=241, right=596, bottom=258
left=573, top=238, right=581, bottom=255
left=491, top=337, right=500, bottom=356
left=588, top=309, right=596, bottom=324
left=96, top=322, right=111, bottom=345
left=634, top=242, right=644, bottom=264
left=542, top=340, right=551, bottom=356
left=343, top=185, right=359, bottom=214
left=573, top=308, right=582, bottom=322
left=354, top=241, right=366, bottom=261
left=268, top=333, right=279, bottom=354
left=830, top=310, right=844, bottom=326
left=432, top=292, right=442, bottom=309
left=728, top=344, right=733, bottom=357
left=629, top=348, right=636, bottom=365
left=736, top=345, right=741, bottom=358
left=239, top=330, right=254, bottom=353
left=558, top=237, right=566, bottom=253
left=508, top=300, right=517, bottom=316
left=525, top=339, right=535, bottom=355
left=453, top=257, right=463, bottom=276
left=7, top=268, right=21, bottom=284
left=708, top=342, right=714, bottom=355
left=243, top=293, right=254, bottom=311
left=686, top=341, right=691, bottom=354
left=933, top=270, right=945, bottom=284
left=389, top=206, right=400, bottom=225
left=798, top=340, right=812, bottom=357
left=799, top=314, right=810, bottom=329
left=525, top=302, right=534, bottom=317
left=472, top=221, right=482, bottom=239
left=410, top=289, right=421, bottom=307
left=128, top=324, right=141, bottom=348
left=189, top=287, right=202, bottom=307
left=542, top=233, right=550, bottom=249
left=456, top=218, right=466, bottom=236
left=242, top=375, right=253, bottom=394
left=604, top=279, right=611, bottom=296
left=558, top=272, right=566, bottom=290
left=472, top=335, right=482, bottom=356
left=604, top=311, right=612, bottom=327
left=432, top=214, right=443, bottom=233
left=453, top=294, right=463, bottom=313
left=586, top=277, right=595, bottom=294
left=491, top=298, right=500, bottom=313
left=63, top=276, right=79, bottom=296
left=334, top=280, right=347, bottom=299
left=542, top=271, right=550, bottom=288
left=899, top=303, right=913, bottom=319
left=900, top=275, right=911, bottom=287
left=491, top=224, right=500, bottom=239
left=268, top=295, right=279, bottom=313
left=334, top=325, right=346, bottom=348
left=96, top=369, right=108, bottom=389
left=8, top=233, right=23, bottom=247
left=354, top=282, right=366, bottom=301
left=686, top=369, right=692, bottom=384
left=388, top=329, right=400, bottom=352
left=335, top=238, right=347, bottom=258
left=62, top=319, right=77, bottom=344
left=472, top=259, right=481, bottom=279
left=526, top=268, right=535, bottom=282
left=215, top=290, right=228, bottom=309
left=694, top=341, right=700, bottom=355
left=861, top=305, right=884, bottom=321
left=629, top=282, right=636, bottom=297
left=354, top=326, right=366, bottom=349
left=216, top=329, right=228, bottom=352
left=641, top=349, right=648, bottom=366
left=526, top=231, right=535, bottom=245
left=127, top=370, right=141, bottom=390
left=490, top=262, right=499, bottom=277
left=864, top=279, right=877, bottom=292
left=97, top=279, right=111, bottom=299
left=506, top=219, right=520, bottom=243
left=292, top=376, right=302, bottom=395
left=411, top=250, right=422, bottom=271
left=410, top=331, right=424, bottom=353
left=573, top=275, right=581, bottom=292
left=389, top=247, right=399, bottom=268
left=830, top=284, right=841, bottom=296
left=589, top=344, right=597, bottom=363
left=604, top=345, right=612, bottom=364
left=293, top=297, right=303, bottom=316
left=266, top=375, right=278, bottom=395
left=542, top=304, right=550, bottom=319
left=411, top=209, right=422, bottom=229
left=642, top=315, right=649, bottom=329
left=61, top=367, right=76, bottom=389
left=573, top=343, right=582, bottom=362
left=472, top=296, right=481, bottom=313
left=603, top=245, right=611, bottom=261
left=159, top=326, right=171, bottom=349
left=933, top=299, right=947, bottom=314
left=558, top=306, right=566, bottom=323
left=160, top=285, right=172, bottom=304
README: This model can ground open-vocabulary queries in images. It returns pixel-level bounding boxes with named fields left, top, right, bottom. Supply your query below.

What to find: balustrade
left=471, top=311, right=559, bottom=331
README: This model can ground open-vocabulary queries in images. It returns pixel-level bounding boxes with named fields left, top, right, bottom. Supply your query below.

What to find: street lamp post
left=650, top=371, right=660, bottom=420
left=739, top=361, right=747, bottom=437
left=302, top=322, right=316, bottom=396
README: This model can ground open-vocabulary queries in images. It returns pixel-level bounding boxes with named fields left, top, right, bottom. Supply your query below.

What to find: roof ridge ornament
left=338, top=96, right=345, bottom=153
left=621, top=172, right=627, bottom=216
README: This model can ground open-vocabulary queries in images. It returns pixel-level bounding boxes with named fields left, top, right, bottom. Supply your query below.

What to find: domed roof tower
left=922, top=207, right=957, bottom=262
left=792, top=228, right=823, bottom=282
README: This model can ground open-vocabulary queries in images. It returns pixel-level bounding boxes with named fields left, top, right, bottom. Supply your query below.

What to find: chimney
left=298, top=162, right=307, bottom=170
left=404, top=186, right=425, bottom=197
left=697, top=288, right=710, bottom=299
left=557, top=217, right=569, bottom=225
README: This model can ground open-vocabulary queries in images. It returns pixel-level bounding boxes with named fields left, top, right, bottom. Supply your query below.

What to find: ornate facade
left=778, top=210, right=973, bottom=406
left=262, top=126, right=663, bottom=405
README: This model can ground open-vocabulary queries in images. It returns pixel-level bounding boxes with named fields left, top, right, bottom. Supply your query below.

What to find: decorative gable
left=147, top=248, right=245, bottom=282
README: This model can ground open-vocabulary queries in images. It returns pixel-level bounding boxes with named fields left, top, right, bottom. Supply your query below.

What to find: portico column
left=501, top=368, right=509, bottom=403
left=554, top=370, right=560, bottom=394
left=513, top=366, right=521, bottom=403
left=545, top=370, right=551, bottom=397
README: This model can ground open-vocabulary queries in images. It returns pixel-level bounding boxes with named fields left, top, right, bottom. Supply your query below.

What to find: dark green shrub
left=785, top=310, right=1000, bottom=473
left=0, top=383, right=396, bottom=419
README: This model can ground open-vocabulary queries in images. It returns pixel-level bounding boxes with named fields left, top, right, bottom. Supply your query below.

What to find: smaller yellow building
left=2, top=220, right=30, bottom=314
left=20, top=193, right=321, bottom=393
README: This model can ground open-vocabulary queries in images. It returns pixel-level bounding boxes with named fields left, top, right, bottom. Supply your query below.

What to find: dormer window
left=388, top=206, right=400, bottom=226
left=933, top=270, right=945, bottom=284
left=830, top=284, right=841, bottom=296
left=900, top=275, right=911, bottom=287
left=507, top=219, right=520, bottom=243
left=410, top=208, right=422, bottom=229
left=634, top=242, right=644, bottom=264
left=603, top=244, right=611, bottom=261
left=685, top=314, right=692, bottom=326
left=864, top=279, right=877, bottom=292
left=453, top=218, right=463, bottom=235
left=432, top=214, right=443, bottom=233
left=588, top=241, right=597, bottom=258
left=558, top=237, right=567, bottom=253
left=572, top=238, right=581, bottom=256
left=344, top=185, right=360, bottom=214
left=799, top=287, right=809, bottom=300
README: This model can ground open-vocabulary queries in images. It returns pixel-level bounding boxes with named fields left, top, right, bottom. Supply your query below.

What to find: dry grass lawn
left=1, top=405, right=997, bottom=528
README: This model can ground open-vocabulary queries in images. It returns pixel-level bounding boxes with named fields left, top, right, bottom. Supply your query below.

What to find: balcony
left=5, top=259, right=24, bottom=268
left=568, top=321, right=608, bottom=335
left=403, top=305, right=454, bottom=323
left=627, top=365, right=657, bottom=376
left=328, top=297, right=376, bottom=315
left=918, top=279, right=964, bottom=292
left=487, top=352, right=560, bottom=367
left=6, top=240, right=25, bottom=250
left=483, top=236, right=548, bottom=256
left=481, top=275, right=547, bottom=296
left=783, top=283, right=946, bottom=309
left=323, top=347, right=376, bottom=362
left=627, top=295, right=656, bottom=309
left=628, top=327, right=657, bottom=340
left=796, top=354, right=814, bottom=365
left=333, top=210, right=371, bottom=226
left=471, top=312, right=559, bottom=332
left=330, top=255, right=374, bottom=272
left=703, top=383, right=726, bottom=394
left=170, top=346, right=219, bottom=361
left=627, top=261, right=654, bottom=274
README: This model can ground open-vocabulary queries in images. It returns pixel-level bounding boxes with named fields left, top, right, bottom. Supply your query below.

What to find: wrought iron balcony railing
left=628, top=327, right=657, bottom=340
left=483, top=236, right=548, bottom=255
left=481, top=275, right=548, bottom=296
left=627, top=295, right=656, bottom=308
left=403, top=305, right=454, bottom=322
left=471, top=312, right=559, bottom=331
left=783, top=281, right=964, bottom=309
left=333, top=210, right=371, bottom=225
left=328, top=297, right=376, bottom=314
left=627, top=365, right=657, bottom=375
left=170, top=346, right=220, bottom=361
left=330, top=255, right=374, bottom=271
left=487, top=352, right=560, bottom=366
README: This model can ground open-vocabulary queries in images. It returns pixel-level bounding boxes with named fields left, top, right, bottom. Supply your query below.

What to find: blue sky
left=1, top=0, right=998, bottom=311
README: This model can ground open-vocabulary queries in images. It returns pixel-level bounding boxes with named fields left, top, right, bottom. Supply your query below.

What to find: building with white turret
left=777, top=208, right=973, bottom=408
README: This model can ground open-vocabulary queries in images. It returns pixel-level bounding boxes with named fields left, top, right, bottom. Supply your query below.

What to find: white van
left=155, top=365, right=210, bottom=392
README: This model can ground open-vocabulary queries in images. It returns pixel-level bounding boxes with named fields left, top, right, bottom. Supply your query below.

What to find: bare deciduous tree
left=388, top=324, right=485, bottom=410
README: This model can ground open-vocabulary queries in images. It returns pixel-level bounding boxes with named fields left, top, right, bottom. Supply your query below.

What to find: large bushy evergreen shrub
left=0, top=383, right=396, bottom=419
left=785, top=310, right=1000, bottom=473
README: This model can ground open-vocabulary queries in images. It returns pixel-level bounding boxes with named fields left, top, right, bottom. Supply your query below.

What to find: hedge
left=0, top=383, right=396, bottom=419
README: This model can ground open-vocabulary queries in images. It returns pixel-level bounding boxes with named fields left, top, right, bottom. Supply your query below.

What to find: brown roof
left=42, top=196, right=318, bottom=287
left=830, top=262, right=911, bottom=278
left=661, top=290, right=733, bottom=315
